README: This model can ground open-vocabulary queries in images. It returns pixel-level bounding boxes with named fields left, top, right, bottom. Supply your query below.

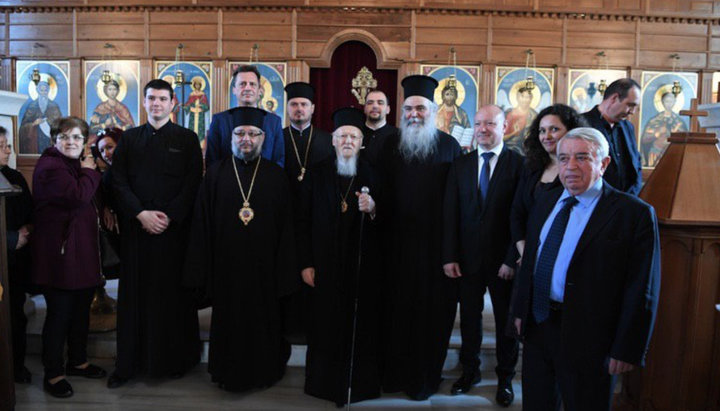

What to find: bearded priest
left=183, top=106, right=298, bottom=392
left=378, top=74, right=463, bottom=400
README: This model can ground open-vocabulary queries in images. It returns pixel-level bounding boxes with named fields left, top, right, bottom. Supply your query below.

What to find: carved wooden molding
left=305, top=28, right=402, bottom=69
left=0, top=5, right=716, bottom=24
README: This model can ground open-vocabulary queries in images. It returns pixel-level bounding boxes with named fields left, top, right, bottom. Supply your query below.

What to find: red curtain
left=310, top=41, right=397, bottom=133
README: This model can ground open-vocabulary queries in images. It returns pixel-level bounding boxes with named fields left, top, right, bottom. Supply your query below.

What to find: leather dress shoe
left=496, top=380, right=515, bottom=407
left=44, top=378, right=73, bottom=398
left=66, top=363, right=107, bottom=379
left=14, top=366, right=32, bottom=384
left=450, top=371, right=481, bottom=395
left=107, top=372, right=129, bottom=389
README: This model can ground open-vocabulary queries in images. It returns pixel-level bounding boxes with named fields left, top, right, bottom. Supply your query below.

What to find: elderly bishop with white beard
left=183, top=107, right=298, bottom=392
left=378, top=75, right=463, bottom=400
left=297, top=107, right=383, bottom=406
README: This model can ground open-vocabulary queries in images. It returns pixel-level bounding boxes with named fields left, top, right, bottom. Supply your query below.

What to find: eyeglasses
left=57, top=134, right=86, bottom=143
left=233, top=130, right=264, bottom=138
left=336, top=134, right=362, bottom=141
left=0, top=143, right=11, bottom=151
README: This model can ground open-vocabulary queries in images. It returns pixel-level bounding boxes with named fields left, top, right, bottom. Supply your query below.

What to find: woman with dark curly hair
left=510, top=104, right=588, bottom=261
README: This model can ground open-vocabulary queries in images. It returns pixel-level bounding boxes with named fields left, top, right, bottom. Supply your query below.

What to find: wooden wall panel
left=493, top=29, right=563, bottom=48
left=639, top=34, right=707, bottom=52
left=77, top=24, right=145, bottom=41
left=415, top=13, right=488, bottom=29
left=223, top=11, right=292, bottom=25
left=567, top=19, right=635, bottom=34
left=566, top=32, right=635, bottom=49
left=9, top=41, right=72, bottom=57
left=222, top=41, right=291, bottom=59
left=77, top=40, right=145, bottom=57
left=149, top=11, right=216, bottom=24
left=492, top=46, right=562, bottom=65
left=566, top=48, right=636, bottom=67
left=298, top=26, right=410, bottom=42
left=493, top=16, right=563, bottom=31
left=640, top=21, right=708, bottom=36
left=415, top=44, right=486, bottom=61
left=415, top=27, right=487, bottom=45
left=297, top=11, right=411, bottom=27
left=225, top=25, right=292, bottom=41
left=639, top=50, right=707, bottom=68
left=8, top=13, right=72, bottom=24
left=150, top=24, right=218, bottom=41
left=151, top=41, right=217, bottom=58
left=76, top=11, right=144, bottom=25
left=9, top=25, right=72, bottom=40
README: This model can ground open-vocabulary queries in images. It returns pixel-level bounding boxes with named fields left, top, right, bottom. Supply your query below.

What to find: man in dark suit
left=443, top=105, right=524, bottom=406
left=205, top=65, right=284, bottom=168
left=583, top=78, right=643, bottom=195
left=511, top=127, right=661, bottom=410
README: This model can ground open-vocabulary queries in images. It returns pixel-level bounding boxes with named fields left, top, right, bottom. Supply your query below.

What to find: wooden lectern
left=622, top=99, right=720, bottom=410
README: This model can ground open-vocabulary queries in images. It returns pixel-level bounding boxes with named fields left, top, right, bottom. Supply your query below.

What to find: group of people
left=4, top=66, right=660, bottom=410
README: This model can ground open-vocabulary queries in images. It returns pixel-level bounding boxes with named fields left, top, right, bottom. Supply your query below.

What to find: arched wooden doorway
left=310, top=41, right=397, bottom=132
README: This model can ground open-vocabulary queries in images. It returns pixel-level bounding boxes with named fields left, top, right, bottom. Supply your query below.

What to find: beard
left=232, top=143, right=262, bottom=162
left=399, top=111, right=438, bottom=161
left=336, top=155, right=358, bottom=177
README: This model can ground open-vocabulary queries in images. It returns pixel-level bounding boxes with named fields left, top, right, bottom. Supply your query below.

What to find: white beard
left=399, top=112, right=438, bottom=161
left=336, top=155, right=358, bottom=177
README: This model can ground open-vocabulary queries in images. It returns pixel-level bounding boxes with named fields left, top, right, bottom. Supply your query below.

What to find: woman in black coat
left=510, top=104, right=588, bottom=262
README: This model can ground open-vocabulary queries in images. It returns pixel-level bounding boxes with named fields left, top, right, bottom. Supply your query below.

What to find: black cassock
left=282, top=125, right=334, bottom=340
left=112, top=122, right=203, bottom=378
left=297, top=156, right=382, bottom=405
left=183, top=156, right=298, bottom=392
left=378, top=130, right=462, bottom=400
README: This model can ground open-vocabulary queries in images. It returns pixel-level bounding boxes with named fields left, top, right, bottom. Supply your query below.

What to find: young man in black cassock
left=0, top=127, right=34, bottom=384
left=378, top=75, right=463, bottom=400
left=183, top=107, right=298, bottom=392
left=361, top=89, right=398, bottom=167
left=282, top=81, right=334, bottom=342
left=297, top=108, right=382, bottom=406
left=108, top=79, right=203, bottom=388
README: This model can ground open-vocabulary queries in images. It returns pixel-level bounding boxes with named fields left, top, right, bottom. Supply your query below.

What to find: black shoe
left=107, top=372, right=129, bottom=389
left=44, top=378, right=73, bottom=398
left=450, top=371, right=481, bottom=395
left=14, top=366, right=32, bottom=384
left=66, top=363, right=107, bottom=379
left=496, top=380, right=514, bottom=407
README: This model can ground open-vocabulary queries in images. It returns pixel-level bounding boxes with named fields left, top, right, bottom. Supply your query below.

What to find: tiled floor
left=15, top=355, right=523, bottom=410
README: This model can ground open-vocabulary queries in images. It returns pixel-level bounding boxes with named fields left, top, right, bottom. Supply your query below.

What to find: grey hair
left=558, top=127, right=609, bottom=160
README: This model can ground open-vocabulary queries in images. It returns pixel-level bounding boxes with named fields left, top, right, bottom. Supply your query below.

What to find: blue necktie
left=478, top=152, right=494, bottom=203
left=532, top=196, right=579, bottom=323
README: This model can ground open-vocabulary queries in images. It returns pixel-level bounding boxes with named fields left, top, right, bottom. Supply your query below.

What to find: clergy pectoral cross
left=680, top=98, right=708, bottom=133
left=298, top=167, right=306, bottom=182
left=239, top=201, right=254, bottom=226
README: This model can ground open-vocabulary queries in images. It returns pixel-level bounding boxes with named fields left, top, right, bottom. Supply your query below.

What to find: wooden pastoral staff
left=621, top=99, right=720, bottom=410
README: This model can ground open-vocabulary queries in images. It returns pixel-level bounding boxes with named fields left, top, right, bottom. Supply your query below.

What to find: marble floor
left=15, top=280, right=524, bottom=410
left=15, top=355, right=523, bottom=410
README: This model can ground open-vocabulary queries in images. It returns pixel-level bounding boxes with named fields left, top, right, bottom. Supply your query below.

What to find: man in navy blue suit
left=582, top=78, right=642, bottom=195
left=205, top=65, right=284, bottom=168
left=511, top=127, right=660, bottom=410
